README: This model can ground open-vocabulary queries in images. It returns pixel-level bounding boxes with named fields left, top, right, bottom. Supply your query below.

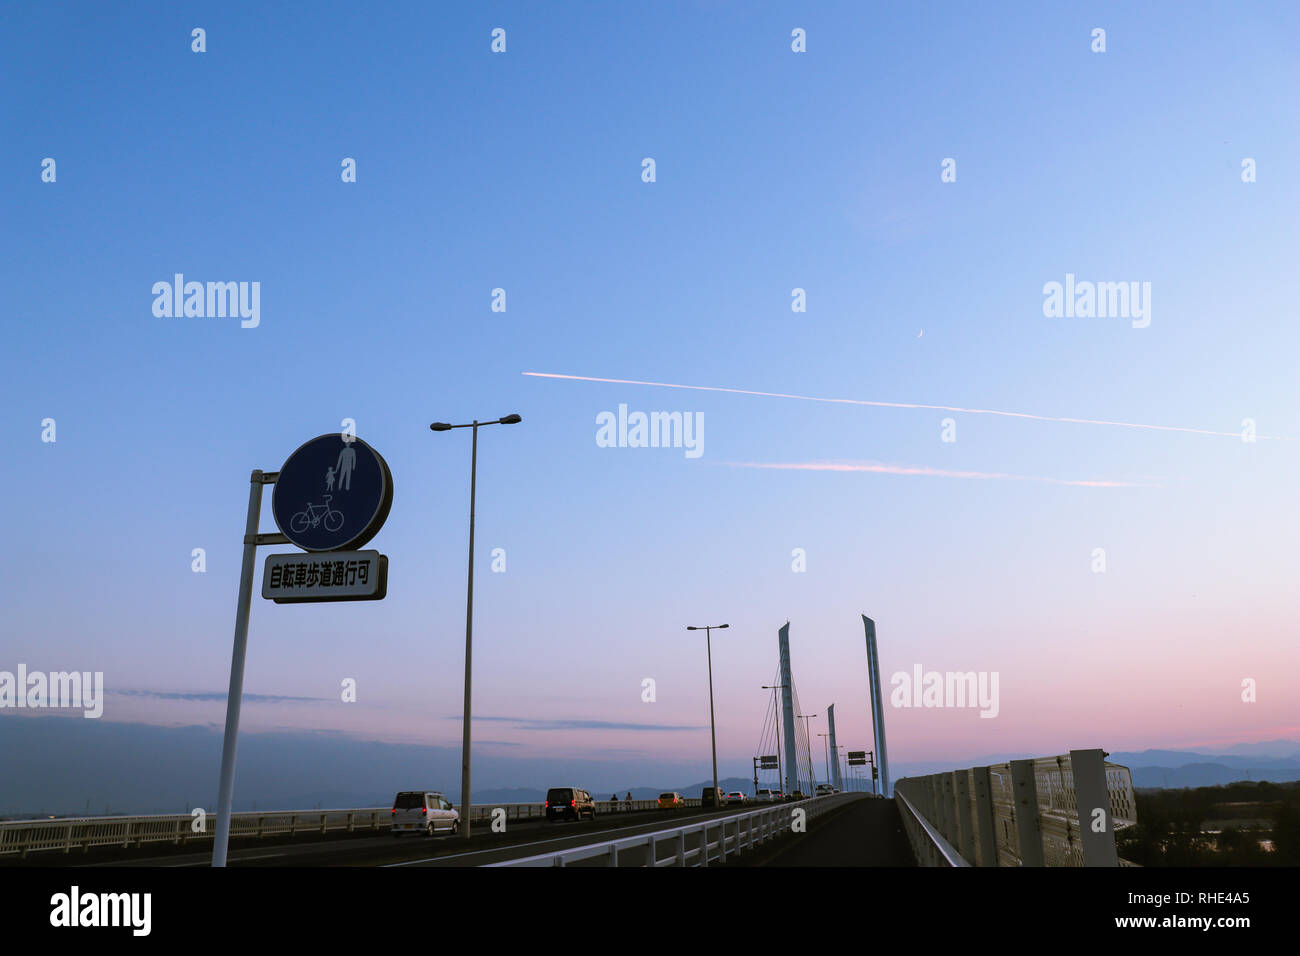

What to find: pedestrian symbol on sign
left=335, top=443, right=356, bottom=491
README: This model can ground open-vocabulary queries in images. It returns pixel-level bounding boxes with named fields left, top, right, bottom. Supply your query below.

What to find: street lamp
left=686, top=624, right=728, bottom=807
left=817, top=732, right=831, bottom=784
left=796, top=713, right=817, bottom=794
left=430, top=413, right=522, bottom=838
left=761, top=683, right=785, bottom=794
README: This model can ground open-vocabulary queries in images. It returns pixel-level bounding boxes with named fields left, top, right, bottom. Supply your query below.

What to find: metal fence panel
left=895, top=751, right=1137, bottom=868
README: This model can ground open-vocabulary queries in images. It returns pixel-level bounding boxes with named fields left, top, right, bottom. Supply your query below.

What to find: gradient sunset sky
left=3, top=1, right=1298, bottom=796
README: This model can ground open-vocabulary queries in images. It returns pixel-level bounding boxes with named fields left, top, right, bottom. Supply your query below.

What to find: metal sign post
left=758, top=754, right=778, bottom=795
left=213, top=469, right=283, bottom=867
left=213, top=434, right=394, bottom=867
left=848, top=747, right=867, bottom=795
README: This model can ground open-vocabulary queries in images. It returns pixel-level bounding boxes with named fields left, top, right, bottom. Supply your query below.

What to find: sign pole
left=213, top=469, right=271, bottom=867
left=209, top=434, right=392, bottom=866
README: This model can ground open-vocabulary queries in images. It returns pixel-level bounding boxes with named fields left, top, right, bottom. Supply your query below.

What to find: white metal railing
left=0, top=798, right=697, bottom=858
left=894, top=749, right=1139, bottom=867
left=895, top=788, right=969, bottom=867
left=487, top=793, right=861, bottom=867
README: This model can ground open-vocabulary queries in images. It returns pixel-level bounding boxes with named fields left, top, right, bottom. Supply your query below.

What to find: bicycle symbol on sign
left=290, top=495, right=344, bottom=534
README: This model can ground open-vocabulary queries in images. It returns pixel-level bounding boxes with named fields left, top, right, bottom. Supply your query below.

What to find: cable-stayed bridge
left=0, top=617, right=1136, bottom=868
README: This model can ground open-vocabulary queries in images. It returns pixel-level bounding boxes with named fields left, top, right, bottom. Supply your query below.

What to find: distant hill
left=669, top=777, right=759, bottom=798
left=1109, top=749, right=1300, bottom=770
left=476, top=777, right=760, bottom=804
left=471, top=787, right=546, bottom=805
left=1130, top=763, right=1300, bottom=789
left=1108, top=748, right=1300, bottom=788
left=1214, top=739, right=1300, bottom=758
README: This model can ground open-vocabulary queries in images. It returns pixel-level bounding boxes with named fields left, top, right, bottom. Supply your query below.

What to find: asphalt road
left=732, top=795, right=915, bottom=866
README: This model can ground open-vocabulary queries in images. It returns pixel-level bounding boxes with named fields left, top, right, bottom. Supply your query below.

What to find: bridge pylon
left=777, top=623, right=800, bottom=796
left=863, top=615, right=891, bottom=797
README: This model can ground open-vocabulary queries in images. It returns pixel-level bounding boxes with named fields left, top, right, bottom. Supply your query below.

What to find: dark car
left=788, top=790, right=806, bottom=802
left=702, top=786, right=725, bottom=808
left=545, top=787, right=596, bottom=822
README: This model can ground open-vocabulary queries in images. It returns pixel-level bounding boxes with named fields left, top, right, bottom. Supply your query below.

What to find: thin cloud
left=459, top=716, right=707, bottom=732
left=523, top=371, right=1289, bottom=441
left=726, top=460, right=1162, bottom=488
left=114, top=690, right=330, bottom=704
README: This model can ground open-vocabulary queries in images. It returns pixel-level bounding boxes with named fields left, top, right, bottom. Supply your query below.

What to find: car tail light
left=391, top=808, right=396, bottom=814
left=421, top=807, right=427, bottom=815
left=570, top=800, right=575, bottom=807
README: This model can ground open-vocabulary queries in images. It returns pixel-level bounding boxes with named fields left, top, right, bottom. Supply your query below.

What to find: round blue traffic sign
left=272, top=434, right=393, bottom=552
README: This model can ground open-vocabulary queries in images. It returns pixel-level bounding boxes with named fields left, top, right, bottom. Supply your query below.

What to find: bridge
left=2, top=617, right=1137, bottom=868
left=0, top=748, right=1135, bottom=867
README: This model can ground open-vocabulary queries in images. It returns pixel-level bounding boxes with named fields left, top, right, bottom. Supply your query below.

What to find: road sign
left=759, top=755, right=779, bottom=769
left=849, top=758, right=866, bottom=766
left=262, top=550, right=387, bottom=603
left=272, top=434, right=393, bottom=552
left=848, top=751, right=866, bottom=759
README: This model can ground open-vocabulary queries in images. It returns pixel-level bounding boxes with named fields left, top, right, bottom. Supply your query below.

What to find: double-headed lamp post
left=686, top=624, right=728, bottom=806
left=430, top=413, right=522, bottom=839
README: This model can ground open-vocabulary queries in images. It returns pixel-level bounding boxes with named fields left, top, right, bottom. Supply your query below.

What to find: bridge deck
left=741, top=796, right=915, bottom=867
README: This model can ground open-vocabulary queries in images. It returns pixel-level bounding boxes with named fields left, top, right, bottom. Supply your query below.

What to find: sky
left=2, top=2, right=1299, bottom=809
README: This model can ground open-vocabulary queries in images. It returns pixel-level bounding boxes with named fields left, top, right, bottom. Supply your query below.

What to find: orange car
left=657, top=791, right=685, bottom=809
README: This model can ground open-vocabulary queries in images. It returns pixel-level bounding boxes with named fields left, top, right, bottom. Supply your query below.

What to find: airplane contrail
left=725, top=461, right=1162, bottom=489
left=522, top=371, right=1288, bottom=441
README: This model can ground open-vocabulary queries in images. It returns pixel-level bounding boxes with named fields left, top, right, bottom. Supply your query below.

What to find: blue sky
left=3, top=2, right=1298, bottom=804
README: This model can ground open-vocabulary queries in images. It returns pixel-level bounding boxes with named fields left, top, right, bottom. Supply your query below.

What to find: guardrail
left=487, top=793, right=861, bottom=867
left=0, top=799, right=699, bottom=858
left=894, top=749, right=1138, bottom=867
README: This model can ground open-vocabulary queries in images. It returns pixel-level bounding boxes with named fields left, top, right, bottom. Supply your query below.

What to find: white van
left=391, top=790, right=459, bottom=837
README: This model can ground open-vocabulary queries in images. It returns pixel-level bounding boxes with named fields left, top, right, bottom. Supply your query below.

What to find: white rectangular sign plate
left=262, top=550, right=387, bottom=603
